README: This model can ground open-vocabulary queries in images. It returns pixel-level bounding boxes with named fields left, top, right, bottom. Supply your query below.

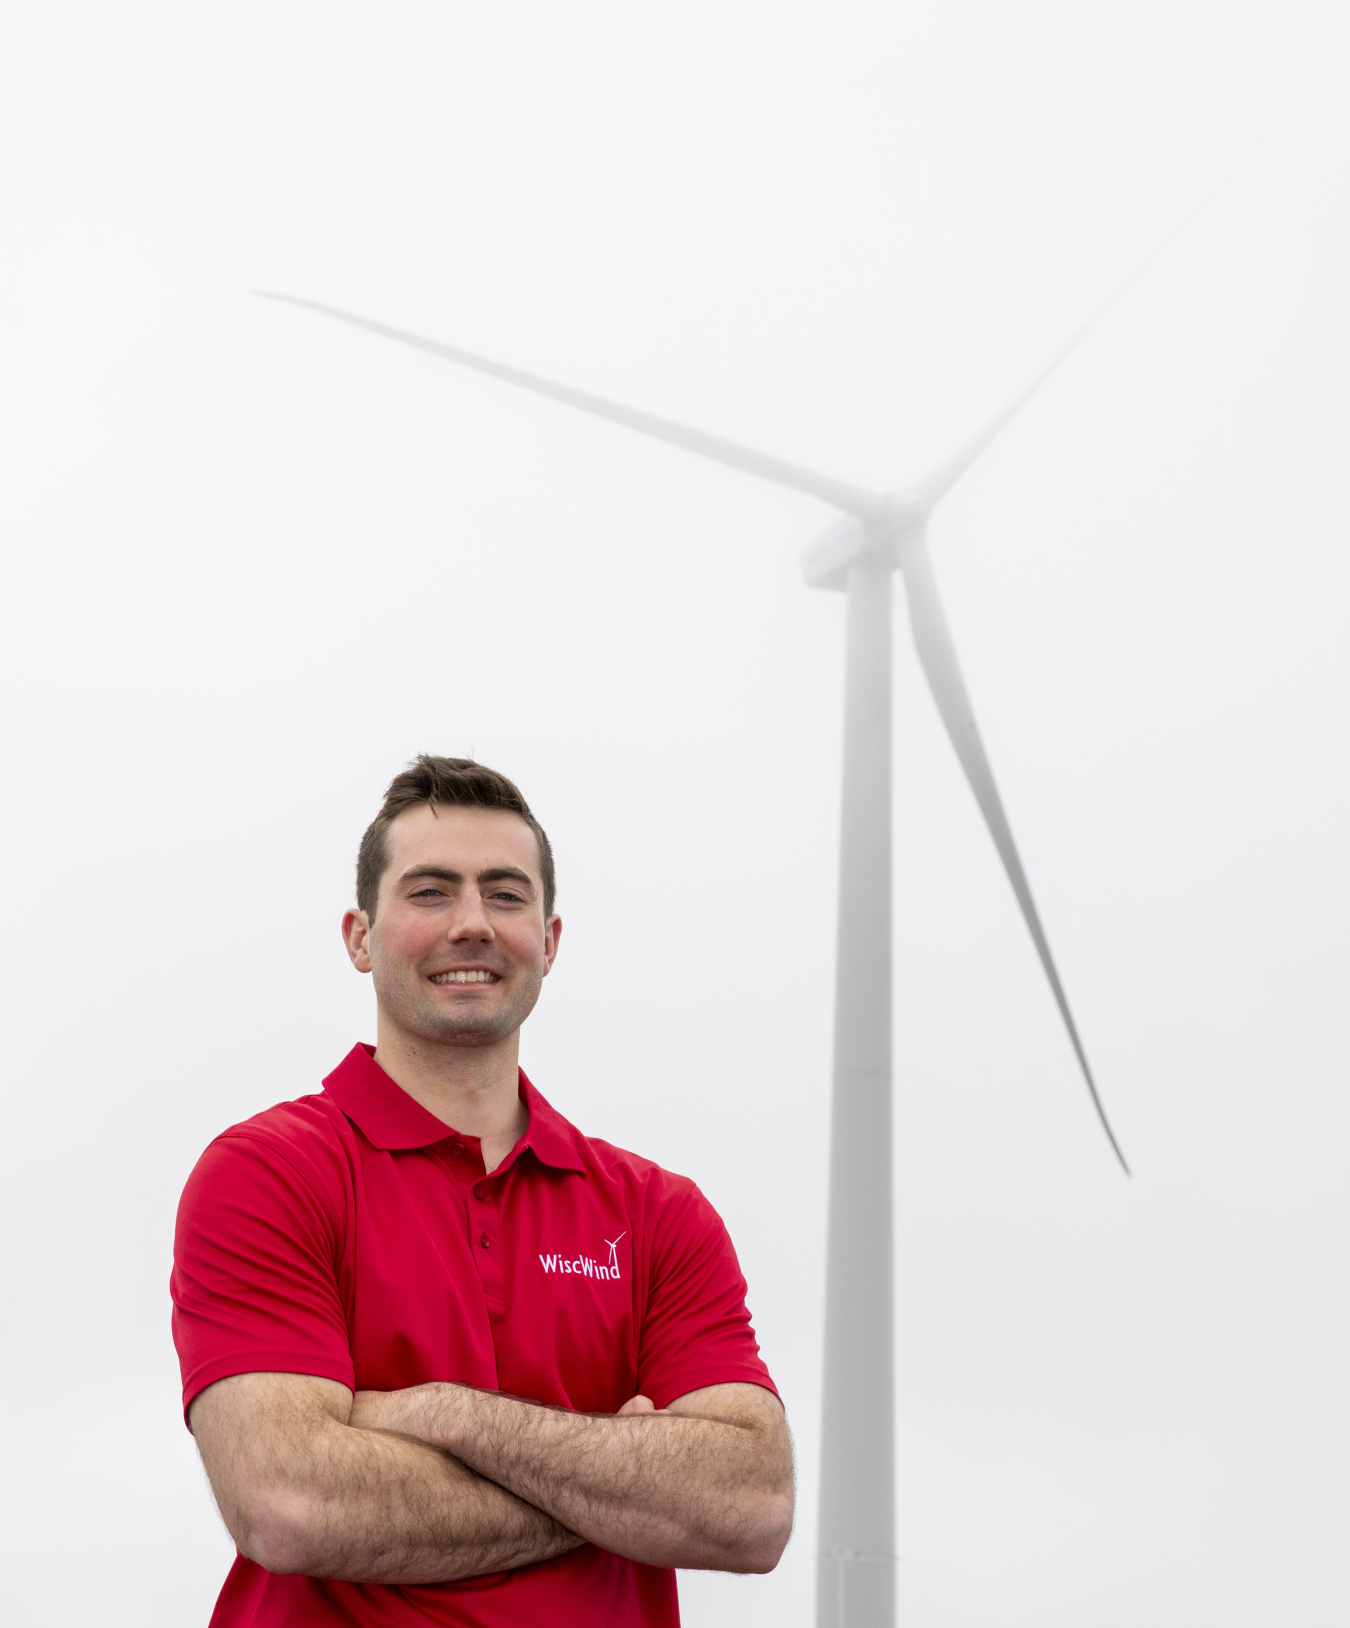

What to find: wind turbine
left=259, top=283, right=1134, bottom=1627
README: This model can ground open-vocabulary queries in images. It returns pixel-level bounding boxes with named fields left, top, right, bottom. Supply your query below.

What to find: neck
left=372, top=1018, right=528, bottom=1174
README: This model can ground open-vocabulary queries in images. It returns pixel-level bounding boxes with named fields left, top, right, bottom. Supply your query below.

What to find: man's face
left=343, top=804, right=560, bottom=1050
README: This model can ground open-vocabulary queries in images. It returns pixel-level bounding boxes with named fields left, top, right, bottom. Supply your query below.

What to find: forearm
left=243, top=1420, right=581, bottom=1582
left=356, top=1384, right=792, bottom=1572
left=191, top=1375, right=582, bottom=1585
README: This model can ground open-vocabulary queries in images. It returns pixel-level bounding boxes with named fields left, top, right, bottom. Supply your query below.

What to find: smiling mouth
left=429, top=969, right=501, bottom=985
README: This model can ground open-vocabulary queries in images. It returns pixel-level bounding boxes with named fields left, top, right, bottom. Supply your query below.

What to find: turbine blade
left=255, top=292, right=882, bottom=520
left=899, top=536, right=1130, bottom=1173
left=910, top=205, right=1209, bottom=510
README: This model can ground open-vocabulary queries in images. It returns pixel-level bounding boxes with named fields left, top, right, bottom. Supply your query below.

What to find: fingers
left=616, top=1394, right=657, bottom=1415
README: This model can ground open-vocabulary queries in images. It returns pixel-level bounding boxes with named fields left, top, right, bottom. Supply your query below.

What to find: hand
left=616, top=1394, right=664, bottom=1416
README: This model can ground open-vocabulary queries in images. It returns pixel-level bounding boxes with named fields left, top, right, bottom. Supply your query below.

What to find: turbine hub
left=877, top=490, right=928, bottom=554
left=881, top=488, right=927, bottom=528
left=800, top=492, right=930, bottom=591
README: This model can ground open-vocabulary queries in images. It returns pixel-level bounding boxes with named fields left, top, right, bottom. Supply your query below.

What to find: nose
left=446, top=886, right=495, bottom=944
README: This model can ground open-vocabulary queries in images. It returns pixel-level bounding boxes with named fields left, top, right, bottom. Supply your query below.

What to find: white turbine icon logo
left=260, top=269, right=1152, bottom=1625
left=604, top=1233, right=626, bottom=1279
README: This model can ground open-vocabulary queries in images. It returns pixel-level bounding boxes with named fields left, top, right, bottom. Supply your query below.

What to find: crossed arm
left=189, top=1372, right=793, bottom=1584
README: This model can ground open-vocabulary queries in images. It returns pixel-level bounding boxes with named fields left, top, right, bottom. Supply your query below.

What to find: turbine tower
left=260, top=288, right=1132, bottom=1627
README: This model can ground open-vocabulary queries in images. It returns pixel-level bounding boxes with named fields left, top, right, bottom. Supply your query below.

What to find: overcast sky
left=3, top=3, right=1349, bottom=1624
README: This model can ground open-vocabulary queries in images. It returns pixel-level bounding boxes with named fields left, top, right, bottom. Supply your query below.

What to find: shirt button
left=480, top=1231, right=491, bottom=1249
left=473, top=1184, right=486, bottom=1201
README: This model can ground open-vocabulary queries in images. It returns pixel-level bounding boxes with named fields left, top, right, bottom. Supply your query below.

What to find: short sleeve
left=636, top=1182, right=778, bottom=1410
left=171, top=1130, right=355, bottom=1422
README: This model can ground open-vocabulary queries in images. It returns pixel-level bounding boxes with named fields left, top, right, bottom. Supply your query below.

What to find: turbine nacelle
left=800, top=492, right=929, bottom=592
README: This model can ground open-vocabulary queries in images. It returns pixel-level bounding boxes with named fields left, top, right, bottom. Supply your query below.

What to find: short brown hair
left=356, top=756, right=555, bottom=921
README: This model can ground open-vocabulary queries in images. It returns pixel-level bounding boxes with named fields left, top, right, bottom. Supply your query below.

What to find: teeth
left=432, top=969, right=497, bottom=984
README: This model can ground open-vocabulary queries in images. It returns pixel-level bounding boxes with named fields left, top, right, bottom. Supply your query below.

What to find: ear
left=342, top=908, right=373, bottom=974
left=542, top=914, right=562, bottom=975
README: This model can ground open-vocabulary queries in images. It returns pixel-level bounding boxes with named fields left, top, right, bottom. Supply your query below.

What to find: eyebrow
left=398, top=864, right=536, bottom=894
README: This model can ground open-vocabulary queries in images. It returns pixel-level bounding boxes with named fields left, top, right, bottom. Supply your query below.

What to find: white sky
left=2, top=3, right=1348, bottom=1624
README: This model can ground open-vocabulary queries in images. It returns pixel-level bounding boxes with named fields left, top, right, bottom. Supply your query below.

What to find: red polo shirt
left=171, top=1044, right=777, bottom=1627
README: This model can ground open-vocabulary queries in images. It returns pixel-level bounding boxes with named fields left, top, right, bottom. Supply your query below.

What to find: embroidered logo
left=539, top=1232, right=626, bottom=1282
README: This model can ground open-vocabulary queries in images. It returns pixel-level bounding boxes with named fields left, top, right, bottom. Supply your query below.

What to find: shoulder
left=569, top=1128, right=693, bottom=1197
left=524, top=1077, right=731, bottom=1245
left=180, top=1093, right=356, bottom=1221
left=526, top=1072, right=696, bottom=1207
left=568, top=1129, right=723, bottom=1242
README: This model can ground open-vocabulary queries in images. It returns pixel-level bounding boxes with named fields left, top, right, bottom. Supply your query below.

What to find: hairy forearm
left=245, top=1421, right=581, bottom=1582
left=352, top=1384, right=793, bottom=1572
left=191, top=1375, right=582, bottom=1585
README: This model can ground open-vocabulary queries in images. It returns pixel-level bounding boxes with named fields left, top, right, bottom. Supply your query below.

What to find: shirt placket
left=442, top=1135, right=512, bottom=1312
left=469, top=1170, right=508, bottom=1309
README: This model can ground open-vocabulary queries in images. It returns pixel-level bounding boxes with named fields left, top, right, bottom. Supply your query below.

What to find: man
left=172, top=756, right=792, bottom=1626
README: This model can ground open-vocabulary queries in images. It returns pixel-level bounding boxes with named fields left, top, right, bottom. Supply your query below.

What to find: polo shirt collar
left=322, top=1043, right=586, bottom=1173
left=516, top=1068, right=587, bottom=1174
